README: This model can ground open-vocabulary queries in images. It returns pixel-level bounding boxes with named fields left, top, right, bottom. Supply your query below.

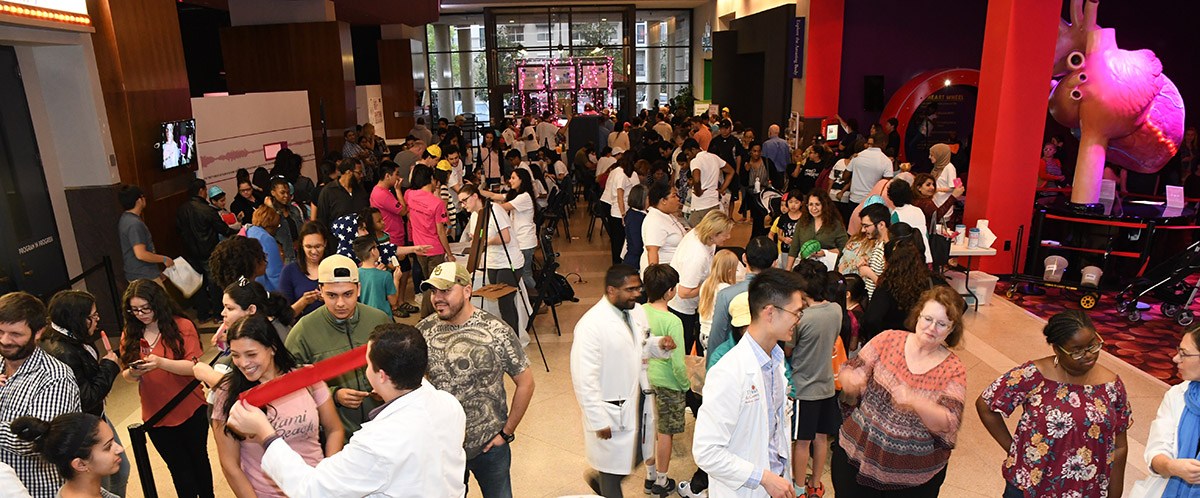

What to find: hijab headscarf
left=930, top=143, right=952, bottom=173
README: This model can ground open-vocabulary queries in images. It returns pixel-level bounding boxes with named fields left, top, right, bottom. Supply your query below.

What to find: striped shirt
left=0, top=347, right=81, bottom=498
left=838, top=330, right=965, bottom=490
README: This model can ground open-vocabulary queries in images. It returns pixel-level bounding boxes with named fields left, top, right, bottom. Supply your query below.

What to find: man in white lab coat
left=694, top=268, right=804, bottom=498
left=227, top=323, right=467, bottom=498
left=571, top=264, right=676, bottom=498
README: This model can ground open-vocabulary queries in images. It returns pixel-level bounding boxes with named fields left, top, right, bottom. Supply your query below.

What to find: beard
left=434, top=296, right=464, bottom=320
left=0, top=337, right=36, bottom=362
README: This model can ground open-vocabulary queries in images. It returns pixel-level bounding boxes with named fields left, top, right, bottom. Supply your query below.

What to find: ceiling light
left=944, top=79, right=952, bottom=87
left=601, top=18, right=607, bottom=21
left=508, top=19, right=515, bottom=23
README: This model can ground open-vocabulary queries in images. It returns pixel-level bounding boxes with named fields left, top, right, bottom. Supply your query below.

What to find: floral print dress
left=981, top=361, right=1132, bottom=498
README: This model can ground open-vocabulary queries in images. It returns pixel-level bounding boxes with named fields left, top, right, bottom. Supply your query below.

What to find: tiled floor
left=107, top=203, right=1169, bottom=497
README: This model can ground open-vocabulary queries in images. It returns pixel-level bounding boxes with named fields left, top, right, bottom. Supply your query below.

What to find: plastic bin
left=946, top=271, right=968, bottom=294
left=968, top=272, right=1000, bottom=305
left=1044, top=255, right=1068, bottom=283
left=1081, top=265, right=1103, bottom=287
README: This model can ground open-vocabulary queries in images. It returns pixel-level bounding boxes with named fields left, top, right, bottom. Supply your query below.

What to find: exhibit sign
left=787, top=17, right=806, bottom=79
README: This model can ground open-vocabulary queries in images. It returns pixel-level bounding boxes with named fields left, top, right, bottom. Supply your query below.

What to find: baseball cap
left=318, top=255, right=359, bottom=284
left=426, top=144, right=442, bottom=158
left=729, top=293, right=751, bottom=328
left=421, top=262, right=471, bottom=291
left=436, top=159, right=453, bottom=171
left=207, top=186, right=225, bottom=199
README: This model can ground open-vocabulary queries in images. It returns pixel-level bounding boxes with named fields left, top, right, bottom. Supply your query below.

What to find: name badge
left=743, top=384, right=761, bottom=404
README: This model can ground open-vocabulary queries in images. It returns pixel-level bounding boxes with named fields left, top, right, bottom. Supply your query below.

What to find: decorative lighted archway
left=881, top=68, right=980, bottom=161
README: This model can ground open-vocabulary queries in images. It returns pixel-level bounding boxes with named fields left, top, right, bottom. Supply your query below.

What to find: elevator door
left=0, top=46, right=69, bottom=296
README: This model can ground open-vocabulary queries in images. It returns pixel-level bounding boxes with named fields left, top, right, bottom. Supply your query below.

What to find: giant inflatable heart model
left=1047, top=0, right=1185, bottom=206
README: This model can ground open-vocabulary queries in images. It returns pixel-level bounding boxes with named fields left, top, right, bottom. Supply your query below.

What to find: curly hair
left=878, top=242, right=930, bottom=312
left=799, top=189, right=844, bottom=232
left=119, top=279, right=187, bottom=366
left=209, top=236, right=266, bottom=289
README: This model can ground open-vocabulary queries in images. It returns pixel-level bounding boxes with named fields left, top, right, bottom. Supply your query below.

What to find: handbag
left=163, top=257, right=203, bottom=298
left=927, top=209, right=953, bottom=269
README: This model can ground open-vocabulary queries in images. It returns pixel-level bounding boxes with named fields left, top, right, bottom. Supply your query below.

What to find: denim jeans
left=101, top=416, right=130, bottom=497
left=466, top=442, right=513, bottom=498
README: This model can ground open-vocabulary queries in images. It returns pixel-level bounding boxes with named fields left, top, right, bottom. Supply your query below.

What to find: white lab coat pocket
left=603, top=401, right=633, bottom=432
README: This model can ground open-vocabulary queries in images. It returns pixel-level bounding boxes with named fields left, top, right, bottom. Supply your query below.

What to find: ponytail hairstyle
left=119, top=279, right=187, bottom=366
left=216, top=314, right=298, bottom=439
left=224, top=279, right=295, bottom=327
left=13, top=413, right=103, bottom=480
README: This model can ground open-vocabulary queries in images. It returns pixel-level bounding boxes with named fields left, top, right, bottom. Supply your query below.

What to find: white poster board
left=193, top=91, right=316, bottom=198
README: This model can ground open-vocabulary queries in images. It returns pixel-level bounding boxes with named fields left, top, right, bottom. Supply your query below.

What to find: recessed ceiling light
left=601, top=18, right=607, bottom=21
left=944, top=79, right=952, bottom=86
left=508, top=19, right=515, bottom=23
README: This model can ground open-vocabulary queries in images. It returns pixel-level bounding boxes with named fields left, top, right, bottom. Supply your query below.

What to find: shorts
left=790, top=395, right=841, bottom=441
left=396, top=253, right=412, bottom=272
left=653, top=386, right=686, bottom=435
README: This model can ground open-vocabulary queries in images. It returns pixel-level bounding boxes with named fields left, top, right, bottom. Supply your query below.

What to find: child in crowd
left=843, top=273, right=868, bottom=356
left=769, top=190, right=805, bottom=269
left=353, top=236, right=398, bottom=317
left=785, top=260, right=843, bottom=498
left=642, top=264, right=690, bottom=496
left=13, top=412, right=124, bottom=498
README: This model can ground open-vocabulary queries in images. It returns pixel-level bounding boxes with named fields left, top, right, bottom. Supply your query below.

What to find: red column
left=802, top=0, right=844, bottom=118
left=963, top=0, right=1061, bottom=274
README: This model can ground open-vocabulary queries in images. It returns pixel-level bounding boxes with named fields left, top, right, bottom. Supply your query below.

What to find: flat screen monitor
left=161, top=119, right=196, bottom=170
left=824, top=123, right=839, bottom=142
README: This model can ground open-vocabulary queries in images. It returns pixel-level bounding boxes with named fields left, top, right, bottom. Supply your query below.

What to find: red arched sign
left=881, top=68, right=980, bottom=161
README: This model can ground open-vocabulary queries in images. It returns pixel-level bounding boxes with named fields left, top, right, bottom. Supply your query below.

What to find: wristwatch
left=499, top=430, right=515, bottom=444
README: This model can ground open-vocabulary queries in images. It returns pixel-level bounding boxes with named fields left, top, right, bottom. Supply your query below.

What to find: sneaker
left=807, top=483, right=825, bottom=498
left=676, top=480, right=706, bottom=498
left=650, top=478, right=676, bottom=496
left=644, top=478, right=654, bottom=495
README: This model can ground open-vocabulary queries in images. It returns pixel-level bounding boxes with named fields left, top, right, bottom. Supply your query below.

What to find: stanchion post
left=126, top=424, right=158, bottom=498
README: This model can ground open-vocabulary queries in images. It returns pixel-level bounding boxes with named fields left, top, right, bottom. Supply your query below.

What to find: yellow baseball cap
left=426, top=144, right=442, bottom=158
left=436, top=159, right=453, bottom=171
left=729, top=292, right=751, bottom=328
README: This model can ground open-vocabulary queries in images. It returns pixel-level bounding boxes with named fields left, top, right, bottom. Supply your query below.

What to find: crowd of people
left=0, top=105, right=1190, bottom=498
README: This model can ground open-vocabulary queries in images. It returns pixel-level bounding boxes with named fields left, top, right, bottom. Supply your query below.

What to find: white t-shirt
left=603, top=171, right=641, bottom=217
left=536, top=121, right=560, bottom=148
left=689, top=151, right=726, bottom=211
left=596, top=156, right=617, bottom=178
left=640, top=207, right=687, bottom=272
left=829, top=159, right=851, bottom=202
left=933, top=164, right=958, bottom=219
left=467, top=204, right=525, bottom=270
left=848, top=148, right=893, bottom=203
left=504, top=192, right=537, bottom=250
left=892, top=203, right=933, bottom=263
left=516, top=162, right=547, bottom=199
left=553, top=160, right=569, bottom=178
left=667, top=231, right=716, bottom=314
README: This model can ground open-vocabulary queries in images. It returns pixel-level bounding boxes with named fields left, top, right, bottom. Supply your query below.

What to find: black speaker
left=864, top=75, right=885, bottom=112
left=568, top=115, right=602, bottom=165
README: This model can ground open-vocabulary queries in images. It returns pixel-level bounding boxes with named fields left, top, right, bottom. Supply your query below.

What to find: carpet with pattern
left=998, top=281, right=1189, bottom=385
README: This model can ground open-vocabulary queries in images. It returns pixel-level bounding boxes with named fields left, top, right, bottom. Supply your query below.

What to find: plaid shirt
left=0, top=347, right=80, bottom=498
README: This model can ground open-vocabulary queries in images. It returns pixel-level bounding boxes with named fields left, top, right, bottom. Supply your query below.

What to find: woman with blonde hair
left=697, top=249, right=741, bottom=351
left=669, top=210, right=735, bottom=355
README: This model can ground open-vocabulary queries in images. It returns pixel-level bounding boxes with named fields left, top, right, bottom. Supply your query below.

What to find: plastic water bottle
left=754, top=178, right=761, bottom=194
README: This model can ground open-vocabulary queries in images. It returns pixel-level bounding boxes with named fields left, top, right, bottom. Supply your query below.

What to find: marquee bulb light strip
left=0, top=2, right=91, bottom=25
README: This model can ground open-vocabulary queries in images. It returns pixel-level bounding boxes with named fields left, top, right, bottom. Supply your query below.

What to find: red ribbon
left=239, top=345, right=368, bottom=407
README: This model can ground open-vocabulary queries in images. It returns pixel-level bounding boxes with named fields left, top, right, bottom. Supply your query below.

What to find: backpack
left=541, top=271, right=578, bottom=305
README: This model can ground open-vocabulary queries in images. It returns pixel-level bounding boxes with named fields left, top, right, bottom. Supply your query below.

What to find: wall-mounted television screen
left=161, top=119, right=196, bottom=170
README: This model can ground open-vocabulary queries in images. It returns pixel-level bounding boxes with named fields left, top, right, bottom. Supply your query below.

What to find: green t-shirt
left=644, top=304, right=689, bottom=391
left=357, top=267, right=396, bottom=316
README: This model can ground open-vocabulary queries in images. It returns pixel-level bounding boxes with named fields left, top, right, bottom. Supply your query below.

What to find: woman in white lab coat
left=571, top=265, right=673, bottom=496
left=1130, top=325, right=1200, bottom=498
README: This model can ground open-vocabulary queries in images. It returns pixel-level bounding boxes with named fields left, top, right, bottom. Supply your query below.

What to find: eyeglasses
left=127, top=306, right=153, bottom=316
left=1056, top=334, right=1105, bottom=360
left=1178, top=347, right=1200, bottom=359
left=919, top=314, right=951, bottom=331
left=776, top=306, right=803, bottom=324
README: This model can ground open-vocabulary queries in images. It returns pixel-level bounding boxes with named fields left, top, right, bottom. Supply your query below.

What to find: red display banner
left=239, top=345, right=368, bottom=407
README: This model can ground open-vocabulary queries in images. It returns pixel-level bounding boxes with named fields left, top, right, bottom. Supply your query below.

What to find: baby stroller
left=1117, top=239, right=1200, bottom=326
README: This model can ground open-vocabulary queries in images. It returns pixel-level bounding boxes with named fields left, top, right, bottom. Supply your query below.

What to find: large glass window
left=426, top=14, right=490, bottom=123
left=635, top=10, right=691, bottom=112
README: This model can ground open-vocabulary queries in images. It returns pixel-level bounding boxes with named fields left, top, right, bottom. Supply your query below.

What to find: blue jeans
left=102, top=416, right=130, bottom=497
left=466, top=442, right=513, bottom=498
